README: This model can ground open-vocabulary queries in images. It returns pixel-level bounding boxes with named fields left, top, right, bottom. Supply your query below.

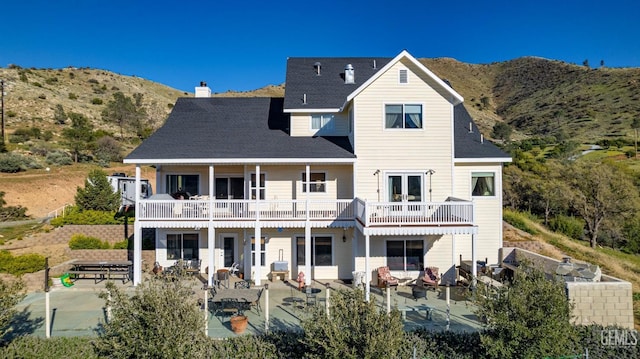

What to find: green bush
left=50, top=207, right=123, bottom=226
left=68, top=234, right=110, bottom=249
left=6, top=110, right=16, bottom=118
left=91, top=98, right=103, bottom=105
left=0, top=153, right=24, bottom=173
left=68, top=92, right=78, bottom=100
left=45, top=150, right=73, bottom=165
left=112, top=240, right=128, bottom=249
left=0, top=250, right=45, bottom=276
left=0, top=336, right=97, bottom=358
left=550, top=214, right=584, bottom=240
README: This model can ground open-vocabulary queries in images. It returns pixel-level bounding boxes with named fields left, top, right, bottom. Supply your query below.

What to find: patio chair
left=219, top=298, right=240, bottom=320
left=228, top=262, right=240, bottom=277
left=421, top=266, right=440, bottom=291
left=252, top=288, right=264, bottom=313
left=377, top=266, right=399, bottom=290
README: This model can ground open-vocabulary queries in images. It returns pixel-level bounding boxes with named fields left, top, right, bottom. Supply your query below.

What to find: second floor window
left=166, top=174, right=199, bottom=198
left=472, top=172, right=495, bottom=196
left=385, top=104, right=422, bottom=129
left=311, top=114, right=334, bottom=131
left=302, top=172, right=326, bottom=193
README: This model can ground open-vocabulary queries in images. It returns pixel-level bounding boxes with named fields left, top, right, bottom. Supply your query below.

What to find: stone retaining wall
left=500, top=247, right=635, bottom=329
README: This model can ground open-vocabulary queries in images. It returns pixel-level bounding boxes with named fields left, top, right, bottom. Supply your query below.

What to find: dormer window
left=399, top=69, right=408, bottom=84
left=311, top=114, right=334, bottom=131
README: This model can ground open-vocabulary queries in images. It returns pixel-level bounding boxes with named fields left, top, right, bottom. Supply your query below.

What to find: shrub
left=94, top=280, right=211, bottom=358
left=50, top=207, right=123, bottom=226
left=0, top=153, right=24, bottom=173
left=112, top=240, right=128, bottom=249
left=45, top=150, right=73, bottom=165
left=75, top=169, right=120, bottom=211
left=68, top=234, right=110, bottom=249
left=91, top=98, right=103, bottom=105
left=32, top=82, right=42, bottom=88
left=6, top=110, right=16, bottom=118
left=0, top=251, right=46, bottom=276
left=550, top=214, right=584, bottom=240
left=37, top=94, right=46, bottom=100
left=45, top=77, right=58, bottom=85
left=68, top=92, right=78, bottom=100
left=87, top=78, right=99, bottom=84
left=0, top=277, right=25, bottom=344
left=0, top=336, right=97, bottom=358
left=42, top=130, right=53, bottom=141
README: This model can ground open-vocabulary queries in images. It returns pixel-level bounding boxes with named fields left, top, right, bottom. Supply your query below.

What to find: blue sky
left=2, top=1, right=638, bottom=93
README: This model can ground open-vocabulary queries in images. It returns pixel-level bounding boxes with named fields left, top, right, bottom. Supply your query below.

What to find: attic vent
left=373, top=59, right=377, bottom=69
left=344, top=64, right=355, bottom=84
left=313, top=62, right=322, bottom=75
left=399, top=69, right=408, bottom=84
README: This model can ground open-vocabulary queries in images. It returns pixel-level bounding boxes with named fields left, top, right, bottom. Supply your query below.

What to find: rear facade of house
left=125, top=51, right=511, bottom=297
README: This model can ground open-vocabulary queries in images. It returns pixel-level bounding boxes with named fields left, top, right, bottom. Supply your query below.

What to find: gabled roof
left=124, top=97, right=355, bottom=164
left=453, top=104, right=512, bottom=162
left=284, top=50, right=463, bottom=112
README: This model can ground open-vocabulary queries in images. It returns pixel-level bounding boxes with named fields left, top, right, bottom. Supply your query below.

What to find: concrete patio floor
left=11, top=274, right=484, bottom=339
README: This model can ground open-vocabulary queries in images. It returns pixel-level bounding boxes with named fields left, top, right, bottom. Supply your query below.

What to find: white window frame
left=310, top=114, right=335, bottom=131
left=471, top=171, right=496, bottom=197
left=301, top=171, right=327, bottom=193
left=251, top=236, right=267, bottom=267
left=384, top=103, right=423, bottom=129
left=399, top=69, right=408, bottom=84
left=250, top=172, right=266, bottom=200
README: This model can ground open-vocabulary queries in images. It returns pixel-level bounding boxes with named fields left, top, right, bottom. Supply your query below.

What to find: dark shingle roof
left=453, top=104, right=511, bottom=160
left=283, top=57, right=392, bottom=110
left=125, top=97, right=355, bottom=162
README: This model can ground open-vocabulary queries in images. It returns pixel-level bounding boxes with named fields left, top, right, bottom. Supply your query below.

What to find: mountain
left=1, top=58, right=639, bottom=152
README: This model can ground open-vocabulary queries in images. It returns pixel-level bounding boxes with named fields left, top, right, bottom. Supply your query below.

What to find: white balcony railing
left=136, top=198, right=473, bottom=226
left=354, top=198, right=474, bottom=226
left=137, top=199, right=354, bottom=221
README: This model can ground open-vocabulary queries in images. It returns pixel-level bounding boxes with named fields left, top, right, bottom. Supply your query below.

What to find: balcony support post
left=133, top=165, right=142, bottom=285
left=365, top=233, right=370, bottom=301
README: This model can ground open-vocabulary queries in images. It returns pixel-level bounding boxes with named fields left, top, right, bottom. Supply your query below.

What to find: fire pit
left=412, top=285, right=427, bottom=300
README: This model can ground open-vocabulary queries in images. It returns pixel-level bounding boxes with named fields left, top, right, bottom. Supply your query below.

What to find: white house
left=124, top=50, right=511, bottom=299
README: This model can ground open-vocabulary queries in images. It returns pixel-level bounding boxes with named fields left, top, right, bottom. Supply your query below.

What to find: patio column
left=305, top=221, right=311, bottom=286
left=207, top=227, right=215, bottom=287
left=255, top=165, right=262, bottom=286
left=133, top=165, right=142, bottom=286
left=471, top=232, right=477, bottom=281
left=207, top=165, right=215, bottom=287
left=365, top=233, right=370, bottom=301
left=451, top=234, right=456, bottom=286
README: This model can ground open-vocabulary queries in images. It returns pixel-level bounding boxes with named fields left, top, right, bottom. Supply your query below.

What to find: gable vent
left=344, top=64, right=355, bottom=84
left=399, top=69, right=408, bottom=84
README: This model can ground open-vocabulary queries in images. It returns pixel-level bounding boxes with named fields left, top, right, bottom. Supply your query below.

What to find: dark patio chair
left=219, top=298, right=240, bottom=321
left=377, top=266, right=399, bottom=290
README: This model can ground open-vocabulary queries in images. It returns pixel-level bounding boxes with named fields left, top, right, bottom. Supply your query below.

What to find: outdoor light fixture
left=342, top=228, right=347, bottom=242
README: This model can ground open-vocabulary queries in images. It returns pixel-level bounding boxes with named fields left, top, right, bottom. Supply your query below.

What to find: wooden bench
left=68, top=270, right=107, bottom=284
left=398, top=305, right=433, bottom=321
left=270, top=270, right=289, bottom=281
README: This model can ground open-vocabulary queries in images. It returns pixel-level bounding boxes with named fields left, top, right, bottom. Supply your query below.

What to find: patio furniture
left=412, top=284, right=428, bottom=300
left=305, top=285, right=317, bottom=306
left=219, top=298, right=240, bottom=320
left=234, top=280, right=251, bottom=289
left=398, top=304, right=433, bottom=321
left=421, top=266, right=440, bottom=291
left=186, top=259, right=201, bottom=275
left=227, top=262, right=240, bottom=277
left=377, top=266, right=399, bottom=289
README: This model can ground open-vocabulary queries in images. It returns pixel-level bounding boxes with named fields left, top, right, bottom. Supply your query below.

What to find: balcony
left=135, top=198, right=474, bottom=227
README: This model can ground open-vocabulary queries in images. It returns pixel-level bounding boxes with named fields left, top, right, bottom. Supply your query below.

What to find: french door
left=387, top=173, right=423, bottom=215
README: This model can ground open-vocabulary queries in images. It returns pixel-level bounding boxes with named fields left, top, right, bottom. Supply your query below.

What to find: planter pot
left=230, top=315, right=248, bottom=334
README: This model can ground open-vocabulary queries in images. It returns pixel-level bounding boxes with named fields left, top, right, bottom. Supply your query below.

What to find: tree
left=102, top=92, right=145, bottom=140
left=53, top=104, right=67, bottom=125
left=0, top=278, right=25, bottom=344
left=62, top=112, right=94, bottom=163
left=565, top=161, right=640, bottom=248
left=631, top=118, right=640, bottom=159
left=93, top=136, right=122, bottom=164
left=491, top=122, right=512, bottom=142
left=300, top=289, right=405, bottom=359
left=474, top=264, right=578, bottom=358
left=74, top=169, right=120, bottom=211
left=583, top=59, right=590, bottom=68
left=94, top=279, right=211, bottom=358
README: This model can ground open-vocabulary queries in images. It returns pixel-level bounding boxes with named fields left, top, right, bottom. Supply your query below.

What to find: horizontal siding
left=353, top=59, right=454, bottom=202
